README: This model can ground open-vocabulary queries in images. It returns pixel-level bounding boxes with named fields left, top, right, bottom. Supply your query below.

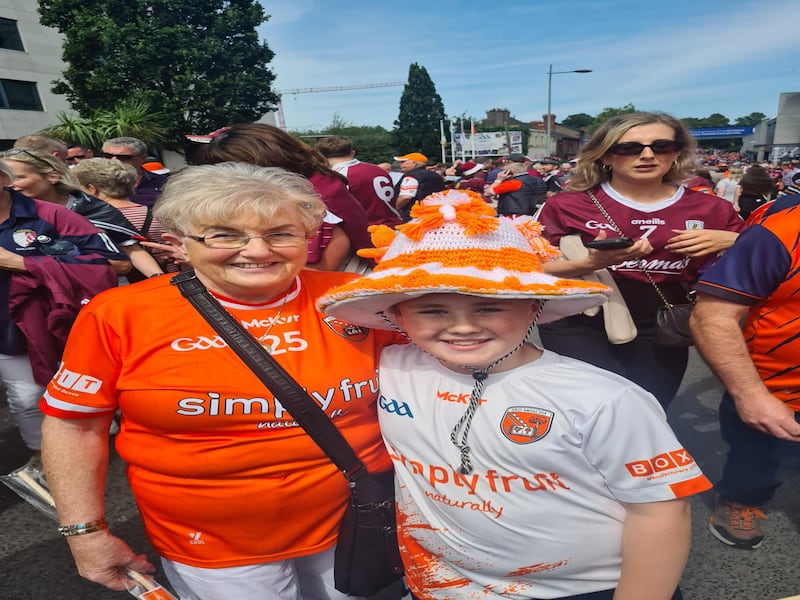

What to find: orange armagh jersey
left=41, top=270, right=398, bottom=568
left=696, top=198, right=800, bottom=408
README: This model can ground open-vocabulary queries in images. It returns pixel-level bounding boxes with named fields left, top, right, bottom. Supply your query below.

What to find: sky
left=258, top=0, right=800, bottom=132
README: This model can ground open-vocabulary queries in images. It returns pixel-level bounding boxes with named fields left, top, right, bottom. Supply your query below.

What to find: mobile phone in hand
left=584, top=237, right=635, bottom=250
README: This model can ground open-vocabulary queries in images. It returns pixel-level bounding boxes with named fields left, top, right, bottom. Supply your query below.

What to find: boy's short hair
left=315, top=136, right=353, bottom=158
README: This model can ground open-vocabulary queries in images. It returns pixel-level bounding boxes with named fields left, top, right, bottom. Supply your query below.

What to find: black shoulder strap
left=140, top=207, right=154, bottom=237
left=170, top=270, right=367, bottom=482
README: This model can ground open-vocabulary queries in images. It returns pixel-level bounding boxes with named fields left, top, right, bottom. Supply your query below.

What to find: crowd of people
left=0, top=112, right=798, bottom=599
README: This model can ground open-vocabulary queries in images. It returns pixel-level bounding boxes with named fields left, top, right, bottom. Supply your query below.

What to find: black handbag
left=587, top=191, right=696, bottom=348
left=171, top=271, right=404, bottom=597
left=654, top=302, right=695, bottom=348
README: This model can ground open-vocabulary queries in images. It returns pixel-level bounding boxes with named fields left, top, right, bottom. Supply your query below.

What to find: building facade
left=741, top=92, right=800, bottom=162
left=0, top=1, right=71, bottom=148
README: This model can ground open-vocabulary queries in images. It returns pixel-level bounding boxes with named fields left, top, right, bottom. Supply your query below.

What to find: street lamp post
left=546, top=64, right=592, bottom=156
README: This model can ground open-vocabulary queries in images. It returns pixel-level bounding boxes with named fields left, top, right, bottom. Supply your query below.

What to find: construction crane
left=275, top=82, right=405, bottom=130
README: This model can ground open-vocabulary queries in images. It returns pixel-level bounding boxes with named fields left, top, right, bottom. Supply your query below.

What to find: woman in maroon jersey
left=538, top=112, right=744, bottom=407
left=190, top=123, right=371, bottom=271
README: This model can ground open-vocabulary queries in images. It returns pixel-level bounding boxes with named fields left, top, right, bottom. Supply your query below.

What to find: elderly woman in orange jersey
left=40, top=163, right=399, bottom=599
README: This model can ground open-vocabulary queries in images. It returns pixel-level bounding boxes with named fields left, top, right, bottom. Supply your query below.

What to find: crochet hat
left=393, top=152, right=428, bottom=163
left=319, top=189, right=610, bottom=329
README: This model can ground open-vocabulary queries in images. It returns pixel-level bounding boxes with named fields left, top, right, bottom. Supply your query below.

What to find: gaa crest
left=322, top=316, right=368, bottom=341
left=13, top=229, right=37, bottom=248
left=501, top=406, right=553, bottom=444
left=684, top=220, right=704, bottom=230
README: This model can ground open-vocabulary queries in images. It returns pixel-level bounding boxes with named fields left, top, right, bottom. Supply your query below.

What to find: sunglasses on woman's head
left=608, top=140, right=684, bottom=156
left=0, top=148, right=55, bottom=169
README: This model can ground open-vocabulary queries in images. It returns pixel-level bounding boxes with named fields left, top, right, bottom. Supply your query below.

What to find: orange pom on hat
left=318, top=189, right=610, bottom=329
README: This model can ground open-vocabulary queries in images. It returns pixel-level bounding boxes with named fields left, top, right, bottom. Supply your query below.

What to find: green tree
left=37, top=0, right=279, bottom=149
left=589, top=104, right=637, bottom=132
left=562, top=113, right=593, bottom=129
left=735, top=112, right=767, bottom=127
left=393, top=63, right=446, bottom=159
left=42, top=99, right=169, bottom=149
left=298, top=115, right=395, bottom=165
left=681, top=117, right=705, bottom=129
left=702, top=113, right=730, bottom=127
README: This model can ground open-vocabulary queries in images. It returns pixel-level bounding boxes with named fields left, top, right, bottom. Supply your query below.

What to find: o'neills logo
left=501, top=406, right=553, bottom=444
left=322, top=316, right=368, bottom=341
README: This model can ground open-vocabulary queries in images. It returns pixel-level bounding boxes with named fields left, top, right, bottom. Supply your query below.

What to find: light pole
left=546, top=64, right=591, bottom=156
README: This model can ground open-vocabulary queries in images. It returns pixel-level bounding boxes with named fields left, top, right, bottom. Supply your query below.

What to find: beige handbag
left=558, top=235, right=637, bottom=344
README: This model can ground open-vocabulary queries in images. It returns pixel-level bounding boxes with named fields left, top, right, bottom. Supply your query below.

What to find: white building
left=0, top=0, right=71, bottom=147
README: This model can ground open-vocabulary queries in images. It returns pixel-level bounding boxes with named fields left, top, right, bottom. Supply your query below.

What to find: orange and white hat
left=142, top=160, right=170, bottom=175
left=319, top=189, right=610, bottom=329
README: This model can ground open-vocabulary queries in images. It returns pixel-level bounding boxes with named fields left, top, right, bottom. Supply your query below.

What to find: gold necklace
left=257, top=294, right=288, bottom=354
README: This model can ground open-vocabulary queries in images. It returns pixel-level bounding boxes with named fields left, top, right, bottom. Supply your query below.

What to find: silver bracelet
left=57, top=518, right=109, bottom=537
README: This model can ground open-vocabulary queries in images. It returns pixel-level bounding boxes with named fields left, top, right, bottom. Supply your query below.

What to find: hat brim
left=321, top=284, right=608, bottom=331
left=462, top=165, right=483, bottom=176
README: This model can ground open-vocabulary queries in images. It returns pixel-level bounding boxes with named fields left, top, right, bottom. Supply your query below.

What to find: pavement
left=0, top=348, right=798, bottom=600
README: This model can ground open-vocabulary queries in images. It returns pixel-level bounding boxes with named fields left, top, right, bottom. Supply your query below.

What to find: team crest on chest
left=322, top=316, right=368, bottom=341
left=501, top=406, right=553, bottom=444
left=684, top=220, right=704, bottom=230
left=13, top=229, right=37, bottom=248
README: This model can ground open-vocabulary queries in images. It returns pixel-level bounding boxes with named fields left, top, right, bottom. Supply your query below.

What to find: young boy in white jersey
left=319, top=189, right=711, bottom=600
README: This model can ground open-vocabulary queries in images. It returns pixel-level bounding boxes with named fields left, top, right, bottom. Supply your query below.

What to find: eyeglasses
left=66, top=154, right=86, bottom=163
left=102, top=152, right=137, bottom=161
left=608, top=140, right=684, bottom=156
left=0, top=148, right=55, bottom=169
left=186, top=231, right=310, bottom=249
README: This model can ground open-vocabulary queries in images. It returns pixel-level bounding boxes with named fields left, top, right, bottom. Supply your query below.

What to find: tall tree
left=393, top=63, right=445, bottom=159
left=37, top=0, right=279, bottom=148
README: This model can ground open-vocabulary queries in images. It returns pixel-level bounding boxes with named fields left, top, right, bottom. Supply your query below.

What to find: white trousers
left=162, top=546, right=362, bottom=600
left=0, top=353, right=44, bottom=451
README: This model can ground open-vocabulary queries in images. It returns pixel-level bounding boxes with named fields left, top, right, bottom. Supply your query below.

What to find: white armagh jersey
left=378, top=346, right=710, bottom=599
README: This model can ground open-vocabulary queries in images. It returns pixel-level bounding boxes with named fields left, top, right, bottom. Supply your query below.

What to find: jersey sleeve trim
left=669, top=475, right=713, bottom=498
left=694, top=281, right=762, bottom=306
left=40, top=390, right=116, bottom=417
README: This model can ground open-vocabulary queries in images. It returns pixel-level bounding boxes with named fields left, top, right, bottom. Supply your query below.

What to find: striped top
left=117, top=204, right=179, bottom=273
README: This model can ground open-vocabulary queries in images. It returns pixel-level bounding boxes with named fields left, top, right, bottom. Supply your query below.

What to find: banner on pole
left=454, top=131, right=523, bottom=157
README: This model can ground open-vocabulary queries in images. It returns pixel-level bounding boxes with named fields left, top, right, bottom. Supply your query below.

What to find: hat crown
left=318, top=189, right=611, bottom=330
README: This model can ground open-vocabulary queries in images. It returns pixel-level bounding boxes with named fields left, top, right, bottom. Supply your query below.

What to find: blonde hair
left=72, top=158, right=137, bottom=199
left=568, top=112, right=697, bottom=191
left=153, top=162, right=326, bottom=235
left=0, top=159, right=14, bottom=183
left=727, top=166, right=744, bottom=182
left=0, top=148, right=79, bottom=195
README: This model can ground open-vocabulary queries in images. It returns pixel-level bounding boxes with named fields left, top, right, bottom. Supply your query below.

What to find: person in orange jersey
left=40, top=163, right=400, bottom=599
left=692, top=194, right=800, bottom=550
left=321, top=189, right=711, bottom=600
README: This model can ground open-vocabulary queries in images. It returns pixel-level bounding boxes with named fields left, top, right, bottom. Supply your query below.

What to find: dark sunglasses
left=608, top=140, right=684, bottom=156
left=102, top=152, right=136, bottom=161
left=0, top=148, right=55, bottom=169
left=66, top=154, right=86, bottom=163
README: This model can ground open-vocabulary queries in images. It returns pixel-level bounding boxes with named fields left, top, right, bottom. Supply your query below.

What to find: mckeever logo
left=378, top=395, right=413, bottom=418
left=322, top=316, right=368, bottom=341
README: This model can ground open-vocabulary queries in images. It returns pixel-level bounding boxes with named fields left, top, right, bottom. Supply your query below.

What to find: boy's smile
left=393, top=293, right=542, bottom=374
